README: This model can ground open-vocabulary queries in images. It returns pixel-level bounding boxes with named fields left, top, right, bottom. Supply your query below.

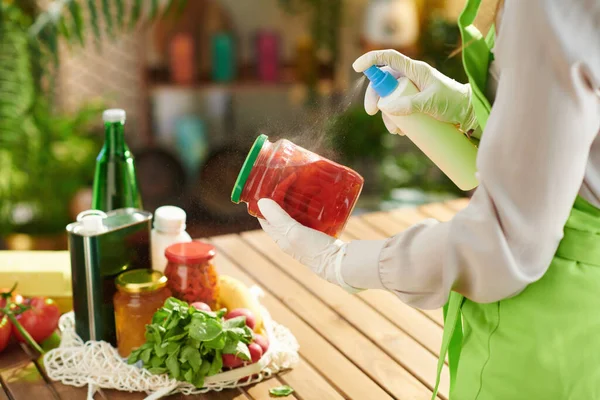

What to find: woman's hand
left=257, top=199, right=361, bottom=293
left=353, top=49, right=478, bottom=135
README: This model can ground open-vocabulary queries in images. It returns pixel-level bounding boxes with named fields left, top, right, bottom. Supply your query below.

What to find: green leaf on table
left=269, top=385, right=294, bottom=397
left=147, top=367, right=168, bottom=375
left=223, top=316, right=246, bottom=329
left=208, top=351, right=223, bottom=376
left=204, top=333, right=225, bottom=350
left=166, top=354, right=180, bottom=379
left=151, top=355, right=165, bottom=368
left=189, top=317, right=222, bottom=342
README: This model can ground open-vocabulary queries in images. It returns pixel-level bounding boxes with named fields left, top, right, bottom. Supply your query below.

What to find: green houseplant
left=0, top=0, right=185, bottom=241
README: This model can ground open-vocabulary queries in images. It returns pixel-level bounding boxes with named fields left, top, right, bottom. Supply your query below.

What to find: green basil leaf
left=184, top=368, right=194, bottom=383
left=127, top=350, right=140, bottom=364
left=155, top=342, right=168, bottom=357
left=180, top=346, right=201, bottom=372
left=186, top=338, right=201, bottom=349
left=147, top=367, right=168, bottom=375
left=166, top=313, right=180, bottom=330
left=166, top=354, right=180, bottom=379
left=269, top=385, right=294, bottom=397
left=234, top=341, right=251, bottom=361
left=193, top=369, right=205, bottom=388
left=226, top=327, right=246, bottom=338
left=189, top=318, right=222, bottom=342
left=199, top=359, right=211, bottom=376
left=140, top=348, right=153, bottom=364
left=215, top=309, right=227, bottom=319
left=151, top=355, right=165, bottom=368
left=166, top=330, right=187, bottom=342
left=164, top=297, right=186, bottom=311
left=208, top=351, right=222, bottom=376
left=223, top=316, right=246, bottom=329
left=204, top=333, right=226, bottom=350
left=153, top=309, right=170, bottom=325
left=166, top=342, right=181, bottom=356
left=222, top=335, right=238, bottom=354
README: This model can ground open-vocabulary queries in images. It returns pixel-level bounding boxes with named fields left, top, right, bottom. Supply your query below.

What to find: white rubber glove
left=353, top=49, right=479, bottom=135
left=257, top=199, right=362, bottom=294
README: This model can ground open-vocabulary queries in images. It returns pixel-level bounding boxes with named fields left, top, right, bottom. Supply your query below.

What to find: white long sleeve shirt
left=341, top=0, right=600, bottom=309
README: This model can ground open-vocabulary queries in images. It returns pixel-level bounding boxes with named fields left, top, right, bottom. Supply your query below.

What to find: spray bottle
left=363, top=65, right=479, bottom=191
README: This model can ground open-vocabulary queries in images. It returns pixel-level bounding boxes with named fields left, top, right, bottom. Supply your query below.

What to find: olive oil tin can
left=66, top=208, right=152, bottom=345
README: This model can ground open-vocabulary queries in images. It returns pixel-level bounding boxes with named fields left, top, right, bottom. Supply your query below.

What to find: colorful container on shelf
left=256, top=31, right=280, bottom=82
left=231, top=135, right=364, bottom=238
left=211, top=33, right=236, bottom=82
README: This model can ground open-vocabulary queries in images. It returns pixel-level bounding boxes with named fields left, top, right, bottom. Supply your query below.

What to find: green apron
left=432, top=1, right=600, bottom=399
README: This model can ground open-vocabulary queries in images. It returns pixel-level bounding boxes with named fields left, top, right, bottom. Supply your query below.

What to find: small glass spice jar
left=164, top=241, right=219, bottom=309
left=113, top=269, right=171, bottom=357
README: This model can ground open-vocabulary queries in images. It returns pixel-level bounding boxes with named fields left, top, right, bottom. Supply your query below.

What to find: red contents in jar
left=164, top=242, right=219, bottom=308
left=241, top=140, right=363, bottom=237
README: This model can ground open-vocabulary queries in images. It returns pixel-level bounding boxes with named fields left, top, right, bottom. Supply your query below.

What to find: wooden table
left=0, top=199, right=469, bottom=400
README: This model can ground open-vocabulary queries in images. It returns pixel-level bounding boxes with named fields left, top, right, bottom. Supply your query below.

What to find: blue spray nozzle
left=363, top=65, right=398, bottom=98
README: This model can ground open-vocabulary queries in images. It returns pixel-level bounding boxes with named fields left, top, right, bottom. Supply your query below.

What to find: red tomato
left=12, top=297, right=60, bottom=343
left=0, top=315, right=11, bottom=353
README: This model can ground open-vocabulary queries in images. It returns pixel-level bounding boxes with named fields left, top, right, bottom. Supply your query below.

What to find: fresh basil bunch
left=128, top=297, right=254, bottom=388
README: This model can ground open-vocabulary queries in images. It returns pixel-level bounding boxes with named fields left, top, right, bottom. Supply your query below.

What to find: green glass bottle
left=92, top=109, right=143, bottom=211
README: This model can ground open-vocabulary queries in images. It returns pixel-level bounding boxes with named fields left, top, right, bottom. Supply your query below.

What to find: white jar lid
left=154, top=206, right=187, bottom=233
left=102, top=109, right=126, bottom=124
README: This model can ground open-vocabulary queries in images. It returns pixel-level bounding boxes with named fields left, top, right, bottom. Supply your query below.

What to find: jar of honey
left=113, top=269, right=170, bottom=357
left=164, top=241, right=219, bottom=309
left=231, top=134, right=364, bottom=237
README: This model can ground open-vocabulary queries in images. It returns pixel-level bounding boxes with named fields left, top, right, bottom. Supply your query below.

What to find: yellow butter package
left=0, top=251, right=73, bottom=313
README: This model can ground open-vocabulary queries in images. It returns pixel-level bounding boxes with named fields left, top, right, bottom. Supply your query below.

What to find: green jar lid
left=231, top=134, right=268, bottom=204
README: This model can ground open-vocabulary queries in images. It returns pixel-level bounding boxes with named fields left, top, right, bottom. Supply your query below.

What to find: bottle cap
left=76, top=210, right=108, bottom=235
left=231, top=134, right=268, bottom=204
left=115, top=269, right=167, bottom=294
left=154, top=206, right=187, bottom=233
left=165, top=241, right=216, bottom=265
left=363, top=65, right=399, bottom=97
left=102, top=109, right=126, bottom=124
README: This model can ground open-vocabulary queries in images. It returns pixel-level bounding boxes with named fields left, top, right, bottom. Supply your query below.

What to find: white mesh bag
left=43, top=287, right=299, bottom=400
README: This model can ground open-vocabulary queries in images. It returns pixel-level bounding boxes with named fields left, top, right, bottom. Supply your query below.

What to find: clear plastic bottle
left=151, top=206, right=192, bottom=272
left=231, top=134, right=364, bottom=237
left=363, top=65, right=479, bottom=191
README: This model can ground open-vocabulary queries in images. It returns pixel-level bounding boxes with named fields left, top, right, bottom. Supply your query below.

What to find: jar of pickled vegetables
left=164, top=241, right=219, bottom=309
left=114, top=269, right=171, bottom=357
left=231, top=134, right=364, bottom=237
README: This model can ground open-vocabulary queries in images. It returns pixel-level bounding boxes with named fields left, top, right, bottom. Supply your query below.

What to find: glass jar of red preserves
left=164, top=241, right=219, bottom=309
left=114, top=269, right=171, bottom=357
left=231, top=134, right=364, bottom=237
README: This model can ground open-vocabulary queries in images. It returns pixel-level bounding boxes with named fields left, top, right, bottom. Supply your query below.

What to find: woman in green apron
left=258, top=0, right=600, bottom=398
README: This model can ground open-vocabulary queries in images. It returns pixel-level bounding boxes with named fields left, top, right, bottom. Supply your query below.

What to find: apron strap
left=457, top=0, right=493, bottom=134
left=431, top=292, right=465, bottom=399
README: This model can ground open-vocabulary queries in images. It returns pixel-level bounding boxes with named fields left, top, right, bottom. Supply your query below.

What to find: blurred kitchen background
left=0, top=0, right=498, bottom=250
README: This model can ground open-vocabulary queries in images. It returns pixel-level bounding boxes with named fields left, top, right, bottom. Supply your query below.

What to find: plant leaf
left=184, top=368, right=194, bottom=383
left=189, top=317, right=222, bottom=342
left=101, top=0, right=113, bottom=37
left=269, top=385, right=294, bottom=397
left=154, top=342, right=168, bottom=357
left=180, top=345, right=201, bottom=372
left=166, top=354, right=180, bottom=379
left=149, top=0, right=159, bottom=20
left=223, top=316, right=246, bottom=329
left=147, top=367, right=168, bottom=375
left=140, top=347, right=153, bottom=364
left=208, top=351, right=222, bottom=376
left=129, top=0, right=142, bottom=28
left=115, top=0, right=124, bottom=29
left=233, top=341, right=250, bottom=361
left=204, top=333, right=225, bottom=350
left=151, top=354, right=165, bottom=368
left=86, top=0, right=101, bottom=42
